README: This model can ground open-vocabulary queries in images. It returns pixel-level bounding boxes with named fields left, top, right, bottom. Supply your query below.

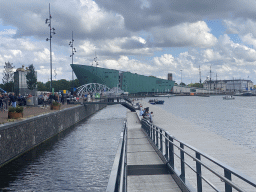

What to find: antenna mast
left=199, top=65, right=201, bottom=84
left=69, top=31, right=76, bottom=93
left=45, top=3, right=56, bottom=92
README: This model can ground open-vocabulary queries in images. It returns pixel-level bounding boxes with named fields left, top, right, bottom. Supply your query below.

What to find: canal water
left=149, top=95, right=256, bottom=152
left=0, top=105, right=127, bottom=192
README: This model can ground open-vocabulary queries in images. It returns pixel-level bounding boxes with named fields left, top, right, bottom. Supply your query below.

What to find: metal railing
left=141, top=118, right=256, bottom=192
left=106, top=121, right=127, bottom=192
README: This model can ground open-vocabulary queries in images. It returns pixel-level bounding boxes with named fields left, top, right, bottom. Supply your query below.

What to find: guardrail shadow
left=141, top=119, right=256, bottom=192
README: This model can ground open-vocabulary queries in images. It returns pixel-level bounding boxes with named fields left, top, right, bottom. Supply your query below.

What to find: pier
left=126, top=111, right=181, bottom=191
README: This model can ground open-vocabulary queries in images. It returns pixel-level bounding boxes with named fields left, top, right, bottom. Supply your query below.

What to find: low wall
left=0, top=104, right=106, bottom=167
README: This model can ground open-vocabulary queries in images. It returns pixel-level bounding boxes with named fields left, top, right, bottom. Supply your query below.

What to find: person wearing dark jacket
left=10, top=93, right=17, bottom=108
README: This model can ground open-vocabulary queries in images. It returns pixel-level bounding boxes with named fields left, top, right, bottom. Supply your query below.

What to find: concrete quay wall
left=0, top=104, right=106, bottom=167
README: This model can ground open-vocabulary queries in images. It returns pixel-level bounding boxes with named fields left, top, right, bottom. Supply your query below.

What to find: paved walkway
left=0, top=104, right=78, bottom=124
left=139, top=100, right=256, bottom=191
left=126, top=111, right=181, bottom=192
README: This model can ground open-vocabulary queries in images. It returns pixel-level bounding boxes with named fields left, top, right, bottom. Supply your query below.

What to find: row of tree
left=174, top=82, right=203, bottom=88
left=37, top=79, right=80, bottom=92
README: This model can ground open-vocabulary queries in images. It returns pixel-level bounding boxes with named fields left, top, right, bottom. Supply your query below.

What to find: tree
left=188, top=83, right=203, bottom=88
left=37, top=82, right=47, bottom=91
left=26, top=64, right=37, bottom=90
left=2, top=61, right=15, bottom=84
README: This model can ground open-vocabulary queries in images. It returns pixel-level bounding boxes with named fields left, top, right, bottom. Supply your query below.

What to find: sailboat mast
left=199, top=65, right=201, bottom=84
left=210, top=65, right=212, bottom=90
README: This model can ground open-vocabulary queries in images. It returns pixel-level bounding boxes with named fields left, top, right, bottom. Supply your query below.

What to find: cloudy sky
left=1, top=0, right=256, bottom=85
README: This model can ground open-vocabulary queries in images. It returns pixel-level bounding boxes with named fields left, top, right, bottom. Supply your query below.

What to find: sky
left=1, top=0, right=256, bottom=85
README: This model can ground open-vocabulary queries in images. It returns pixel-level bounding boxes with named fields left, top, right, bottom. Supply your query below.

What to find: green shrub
left=8, top=107, right=16, bottom=112
left=8, top=106, right=24, bottom=113
left=52, top=101, right=61, bottom=106
left=15, top=106, right=24, bottom=113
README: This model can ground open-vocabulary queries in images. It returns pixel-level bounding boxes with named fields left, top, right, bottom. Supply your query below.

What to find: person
left=148, top=112, right=153, bottom=123
left=61, top=93, right=64, bottom=104
left=0, top=94, right=3, bottom=112
left=10, top=92, right=17, bottom=108
left=43, top=93, right=48, bottom=108
left=3, top=93, right=9, bottom=111
left=139, top=108, right=144, bottom=116
left=54, top=92, right=59, bottom=102
left=48, top=93, right=54, bottom=104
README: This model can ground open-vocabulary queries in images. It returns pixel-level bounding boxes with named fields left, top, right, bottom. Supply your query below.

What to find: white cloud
left=151, top=21, right=217, bottom=48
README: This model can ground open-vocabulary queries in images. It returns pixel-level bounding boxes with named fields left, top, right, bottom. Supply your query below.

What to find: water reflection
left=0, top=105, right=126, bottom=191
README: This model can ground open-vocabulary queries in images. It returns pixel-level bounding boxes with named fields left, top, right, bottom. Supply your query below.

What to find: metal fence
left=106, top=121, right=127, bottom=192
left=141, top=118, right=256, bottom=192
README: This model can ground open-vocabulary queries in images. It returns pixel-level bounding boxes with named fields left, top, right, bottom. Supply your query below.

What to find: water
left=151, top=95, right=256, bottom=152
left=0, top=105, right=127, bottom=192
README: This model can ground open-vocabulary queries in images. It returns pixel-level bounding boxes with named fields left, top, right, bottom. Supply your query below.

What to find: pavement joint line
left=127, top=151, right=160, bottom=154
left=128, top=143, right=150, bottom=145
left=127, top=137, right=147, bottom=139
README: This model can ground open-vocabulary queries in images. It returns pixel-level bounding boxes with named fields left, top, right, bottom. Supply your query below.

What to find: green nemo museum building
left=71, top=64, right=175, bottom=94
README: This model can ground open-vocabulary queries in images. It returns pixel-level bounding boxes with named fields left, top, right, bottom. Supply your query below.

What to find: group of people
left=139, top=106, right=153, bottom=123
left=0, top=92, right=22, bottom=111
left=41, top=92, right=65, bottom=108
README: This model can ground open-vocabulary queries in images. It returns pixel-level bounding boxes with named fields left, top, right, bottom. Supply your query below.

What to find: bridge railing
left=106, top=121, right=127, bottom=192
left=141, top=118, right=256, bottom=192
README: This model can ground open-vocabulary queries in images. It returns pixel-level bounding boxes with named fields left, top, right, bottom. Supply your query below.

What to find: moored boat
left=148, top=99, right=164, bottom=104
left=223, top=95, right=235, bottom=100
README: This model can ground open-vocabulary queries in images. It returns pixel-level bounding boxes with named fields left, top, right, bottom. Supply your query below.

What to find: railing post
left=165, top=132, right=169, bottom=160
left=159, top=129, right=163, bottom=153
left=180, top=143, right=185, bottom=182
left=196, top=152, right=202, bottom=192
left=150, top=124, right=152, bottom=139
left=224, top=169, right=232, bottom=192
left=156, top=127, right=159, bottom=148
left=169, top=136, right=174, bottom=168
left=153, top=126, right=155, bottom=143
left=146, top=122, right=149, bottom=136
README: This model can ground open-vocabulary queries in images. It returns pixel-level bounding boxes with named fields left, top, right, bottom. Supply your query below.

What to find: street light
left=180, top=70, right=183, bottom=85
left=45, top=3, right=56, bottom=92
left=69, top=31, right=76, bottom=93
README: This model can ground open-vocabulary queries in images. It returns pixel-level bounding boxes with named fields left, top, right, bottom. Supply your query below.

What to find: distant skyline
left=1, top=1, right=256, bottom=84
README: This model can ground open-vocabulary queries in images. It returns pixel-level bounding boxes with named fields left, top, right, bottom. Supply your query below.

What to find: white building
left=203, top=79, right=253, bottom=92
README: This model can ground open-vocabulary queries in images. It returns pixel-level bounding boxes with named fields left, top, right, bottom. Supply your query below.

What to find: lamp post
left=180, top=70, right=183, bottom=85
left=69, top=31, right=76, bottom=93
left=45, top=3, right=56, bottom=92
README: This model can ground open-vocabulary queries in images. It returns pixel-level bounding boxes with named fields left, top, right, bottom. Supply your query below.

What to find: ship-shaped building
left=71, top=64, right=175, bottom=94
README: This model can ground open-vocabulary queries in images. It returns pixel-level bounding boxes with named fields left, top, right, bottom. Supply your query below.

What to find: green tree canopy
left=188, top=83, right=203, bottom=88
left=37, top=82, right=47, bottom=91
left=2, top=61, right=14, bottom=84
left=38, top=79, right=80, bottom=92
left=26, top=64, right=37, bottom=90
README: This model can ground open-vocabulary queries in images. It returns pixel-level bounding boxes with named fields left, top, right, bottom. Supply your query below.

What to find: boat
left=223, top=95, right=235, bottom=100
left=153, top=94, right=175, bottom=97
left=234, top=91, right=252, bottom=96
left=148, top=99, right=164, bottom=104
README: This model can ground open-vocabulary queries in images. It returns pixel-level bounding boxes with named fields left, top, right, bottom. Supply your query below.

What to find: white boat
left=153, top=94, right=175, bottom=97
left=223, top=95, right=235, bottom=100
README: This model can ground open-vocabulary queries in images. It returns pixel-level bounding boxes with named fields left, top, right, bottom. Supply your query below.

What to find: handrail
left=106, top=121, right=127, bottom=192
left=141, top=118, right=256, bottom=192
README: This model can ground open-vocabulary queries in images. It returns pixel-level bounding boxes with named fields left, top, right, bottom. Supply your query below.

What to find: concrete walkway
left=126, top=111, right=181, bottom=192
left=139, top=100, right=256, bottom=191
left=0, top=103, right=77, bottom=124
